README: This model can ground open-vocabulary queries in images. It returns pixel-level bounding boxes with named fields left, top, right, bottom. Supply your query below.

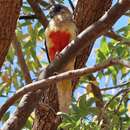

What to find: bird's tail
left=57, top=60, right=75, bottom=112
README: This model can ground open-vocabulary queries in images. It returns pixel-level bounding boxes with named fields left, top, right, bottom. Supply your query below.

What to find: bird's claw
left=55, top=51, right=62, bottom=60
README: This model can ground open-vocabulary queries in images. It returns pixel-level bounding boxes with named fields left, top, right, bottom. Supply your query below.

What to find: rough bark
left=32, top=0, right=112, bottom=130
left=73, top=0, right=112, bottom=87
left=0, top=0, right=22, bottom=69
left=32, top=85, right=59, bottom=130
left=73, top=1, right=112, bottom=129
left=1, top=91, right=42, bottom=130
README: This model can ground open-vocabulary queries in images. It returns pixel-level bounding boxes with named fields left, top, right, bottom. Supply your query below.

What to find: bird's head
left=49, top=4, right=72, bottom=21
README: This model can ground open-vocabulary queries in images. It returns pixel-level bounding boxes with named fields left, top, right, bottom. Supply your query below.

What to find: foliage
left=0, top=0, right=130, bottom=130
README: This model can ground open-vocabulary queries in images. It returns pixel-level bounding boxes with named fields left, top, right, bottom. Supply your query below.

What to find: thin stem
left=68, top=0, right=74, bottom=11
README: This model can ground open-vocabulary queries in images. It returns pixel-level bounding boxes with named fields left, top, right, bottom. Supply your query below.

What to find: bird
left=45, top=4, right=77, bottom=112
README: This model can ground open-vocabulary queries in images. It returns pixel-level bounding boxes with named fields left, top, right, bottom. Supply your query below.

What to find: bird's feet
left=55, top=51, right=62, bottom=60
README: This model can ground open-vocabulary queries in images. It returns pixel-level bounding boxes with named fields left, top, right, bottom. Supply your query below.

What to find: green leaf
left=100, top=37, right=109, bottom=55
left=75, top=119, right=81, bottom=127
left=22, top=5, right=32, bottom=13
left=58, top=122, right=72, bottom=129
left=87, top=107, right=99, bottom=115
left=117, top=25, right=130, bottom=35
left=20, top=21, right=32, bottom=27
left=1, top=112, right=10, bottom=122
left=96, top=49, right=106, bottom=63
left=57, top=112, right=72, bottom=122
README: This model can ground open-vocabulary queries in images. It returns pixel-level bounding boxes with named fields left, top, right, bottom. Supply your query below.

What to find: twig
left=115, top=92, right=128, bottom=112
left=101, top=81, right=130, bottom=91
left=68, top=0, right=75, bottom=11
left=105, top=31, right=125, bottom=41
left=99, top=88, right=130, bottom=129
left=104, top=87, right=130, bottom=109
left=105, top=31, right=130, bottom=46
left=19, top=15, right=37, bottom=20
left=0, top=58, right=130, bottom=120
left=81, top=81, right=130, bottom=91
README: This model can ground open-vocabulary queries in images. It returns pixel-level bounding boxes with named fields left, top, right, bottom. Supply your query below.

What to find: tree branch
left=68, top=0, right=75, bottom=11
left=105, top=31, right=130, bottom=46
left=104, top=87, right=130, bottom=109
left=105, top=31, right=125, bottom=41
left=101, top=81, right=130, bottom=91
left=12, top=37, right=32, bottom=84
left=43, top=0, right=130, bottom=78
left=115, top=92, right=128, bottom=112
left=0, top=58, right=130, bottom=120
left=27, top=0, right=48, bottom=28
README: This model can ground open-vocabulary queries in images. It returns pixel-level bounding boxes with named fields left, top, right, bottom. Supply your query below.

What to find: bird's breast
left=48, top=30, right=71, bottom=61
left=45, top=20, right=77, bottom=61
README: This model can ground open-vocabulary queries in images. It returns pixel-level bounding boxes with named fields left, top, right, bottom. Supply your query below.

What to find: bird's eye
left=49, top=12, right=54, bottom=18
left=55, top=5, right=61, bottom=12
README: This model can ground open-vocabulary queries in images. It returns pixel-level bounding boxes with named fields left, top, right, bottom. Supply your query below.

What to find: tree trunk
left=32, top=0, right=112, bottom=130
left=74, top=1, right=112, bottom=129
left=32, top=85, right=59, bottom=130
left=0, top=0, right=22, bottom=69
left=73, top=0, right=112, bottom=87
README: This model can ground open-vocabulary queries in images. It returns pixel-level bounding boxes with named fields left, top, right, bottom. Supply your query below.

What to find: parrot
left=45, top=4, right=77, bottom=112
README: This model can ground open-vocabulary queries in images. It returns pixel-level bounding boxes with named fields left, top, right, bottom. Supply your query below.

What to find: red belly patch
left=49, top=31, right=71, bottom=61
